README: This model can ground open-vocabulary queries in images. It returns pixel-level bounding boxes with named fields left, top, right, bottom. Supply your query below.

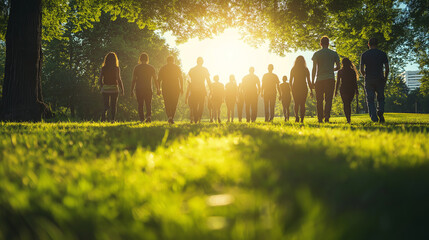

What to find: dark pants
left=102, top=92, right=118, bottom=121
left=190, top=92, right=205, bottom=122
left=281, top=97, right=291, bottom=120
left=163, top=90, right=180, bottom=120
left=340, top=90, right=355, bottom=122
left=315, top=79, right=335, bottom=122
left=245, top=94, right=258, bottom=122
left=264, top=94, right=276, bottom=121
left=136, top=91, right=151, bottom=121
left=237, top=99, right=244, bottom=121
left=292, top=88, right=307, bottom=121
left=365, top=81, right=385, bottom=122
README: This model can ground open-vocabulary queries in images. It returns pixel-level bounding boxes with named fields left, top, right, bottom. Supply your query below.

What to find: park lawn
left=1, top=113, right=429, bottom=240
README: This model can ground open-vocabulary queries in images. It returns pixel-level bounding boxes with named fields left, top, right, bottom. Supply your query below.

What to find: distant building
left=401, top=71, right=423, bottom=92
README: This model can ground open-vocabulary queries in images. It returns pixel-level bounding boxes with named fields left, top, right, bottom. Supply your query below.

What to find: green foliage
left=1, top=113, right=429, bottom=239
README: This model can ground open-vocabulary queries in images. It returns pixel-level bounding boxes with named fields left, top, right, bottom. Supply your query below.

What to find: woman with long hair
left=290, top=56, right=312, bottom=123
left=335, top=58, right=359, bottom=123
left=98, top=52, right=124, bottom=122
left=225, top=75, right=238, bottom=122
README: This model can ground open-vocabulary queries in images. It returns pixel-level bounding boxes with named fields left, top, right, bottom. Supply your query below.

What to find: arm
left=384, top=62, right=390, bottom=84
left=360, top=55, right=365, bottom=77
left=257, top=78, right=261, bottom=95
left=98, top=68, right=103, bottom=89
left=131, top=67, right=137, bottom=96
left=117, top=67, right=124, bottom=95
left=185, top=83, right=191, bottom=104
left=312, top=61, right=317, bottom=87
left=179, top=69, right=184, bottom=95
left=335, top=71, right=341, bottom=96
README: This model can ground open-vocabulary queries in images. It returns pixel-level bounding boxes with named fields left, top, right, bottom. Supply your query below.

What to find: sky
left=163, top=28, right=418, bottom=85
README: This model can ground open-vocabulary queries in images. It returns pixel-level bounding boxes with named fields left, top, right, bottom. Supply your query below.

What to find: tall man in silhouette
left=188, top=57, right=211, bottom=123
left=261, top=64, right=281, bottom=122
left=312, top=36, right=340, bottom=123
left=131, top=52, right=159, bottom=123
left=158, top=56, right=183, bottom=124
left=242, top=67, right=260, bottom=122
left=360, top=38, right=389, bottom=123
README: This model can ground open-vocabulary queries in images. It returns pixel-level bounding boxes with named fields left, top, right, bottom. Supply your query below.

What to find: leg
left=315, top=81, right=324, bottom=123
left=252, top=97, right=258, bottom=122
left=101, top=93, right=109, bottom=121
left=365, top=83, right=378, bottom=122
left=323, top=79, right=335, bottom=122
left=145, top=94, right=152, bottom=122
left=375, top=83, right=385, bottom=122
left=245, top=97, right=251, bottom=122
left=170, top=92, right=180, bottom=120
left=300, top=96, right=307, bottom=122
left=237, top=101, right=243, bottom=122
left=264, top=96, right=269, bottom=122
left=269, top=95, right=275, bottom=121
left=110, top=93, right=118, bottom=121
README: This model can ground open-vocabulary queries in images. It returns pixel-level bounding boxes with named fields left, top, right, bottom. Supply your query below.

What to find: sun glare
left=165, top=29, right=312, bottom=84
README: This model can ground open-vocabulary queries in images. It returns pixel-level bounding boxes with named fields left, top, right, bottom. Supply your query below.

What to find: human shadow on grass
left=230, top=126, right=429, bottom=240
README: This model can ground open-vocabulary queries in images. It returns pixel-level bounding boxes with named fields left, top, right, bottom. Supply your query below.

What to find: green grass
left=1, top=113, right=429, bottom=240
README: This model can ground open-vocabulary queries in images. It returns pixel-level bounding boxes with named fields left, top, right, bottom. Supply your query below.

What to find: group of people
left=98, top=36, right=389, bottom=124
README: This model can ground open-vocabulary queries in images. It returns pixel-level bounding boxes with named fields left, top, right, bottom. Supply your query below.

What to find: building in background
left=401, top=71, right=423, bottom=92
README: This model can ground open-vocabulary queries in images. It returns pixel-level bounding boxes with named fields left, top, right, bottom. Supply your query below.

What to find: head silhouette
left=368, top=38, right=378, bottom=48
left=214, top=75, right=220, bottom=82
left=197, top=57, right=204, bottom=66
left=282, top=76, right=287, bottom=83
left=103, top=52, right=119, bottom=68
left=229, top=74, right=236, bottom=83
left=341, top=57, right=359, bottom=79
left=167, top=56, right=174, bottom=64
left=320, top=36, right=329, bottom=48
left=249, top=67, right=255, bottom=74
left=139, top=52, right=149, bottom=64
left=293, top=55, right=307, bottom=70
left=268, top=64, right=274, bottom=73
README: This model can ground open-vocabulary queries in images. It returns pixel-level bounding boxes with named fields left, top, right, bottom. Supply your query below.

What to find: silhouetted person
left=261, top=64, right=281, bottom=122
left=185, top=81, right=194, bottom=123
left=211, top=75, right=224, bottom=123
left=242, top=67, right=260, bottom=122
left=237, top=83, right=245, bottom=122
left=291, top=56, right=312, bottom=123
left=279, top=76, right=291, bottom=121
left=188, top=57, right=211, bottom=123
left=99, top=52, right=124, bottom=122
left=225, top=75, right=238, bottom=122
left=207, top=92, right=214, bottom=122
left=335, top=58, right=359, bottom=123
left=131, top=52, right=159, bottom=123
left=312, top=36, right=340, bottom=123
left=159, top=56, right=183, bottom=124
left=360, top=38, right=389, bottom=123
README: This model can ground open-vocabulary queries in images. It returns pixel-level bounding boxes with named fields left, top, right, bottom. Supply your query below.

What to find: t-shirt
left=102, top=66, right=119, bottom=85
left=262, top=73, right=280, bottom=96
left=312, top=48, right=340, bottom=81
left=290, top=67, right=310, bottom=90
left=211, top=82, right=224, bottom=102
left=280, top=82, right=291, bottom=98
left=133, top=64, right=156, bottom=93
left=225, top=82, right=238, bottom=100
left=360, top=48, right=388, bottom=83
left=242, top=74, right=260, bottom=96
left=188, top=66, right=210, bottom=91
left=159, top=63, right=182, bottom=93
left=337, top=69, right=358, bottom=93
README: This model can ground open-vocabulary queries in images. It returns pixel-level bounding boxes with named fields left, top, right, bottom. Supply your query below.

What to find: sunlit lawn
left=1, top=113, right=429, bottom=239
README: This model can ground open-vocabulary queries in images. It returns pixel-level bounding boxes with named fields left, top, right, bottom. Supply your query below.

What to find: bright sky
left=163, top=28, right=418, bottom=84
left=163, top=28, right=313, bottom=84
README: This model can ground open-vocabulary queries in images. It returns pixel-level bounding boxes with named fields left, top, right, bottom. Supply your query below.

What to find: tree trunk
left=1, top=0, right=49, bottom=121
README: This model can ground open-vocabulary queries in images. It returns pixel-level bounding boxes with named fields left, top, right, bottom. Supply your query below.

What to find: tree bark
left=1, top=0, right=49, bottom=121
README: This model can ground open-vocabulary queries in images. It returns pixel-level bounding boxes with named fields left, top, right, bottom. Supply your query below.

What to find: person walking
left=335, top=58, right=359, bottom=123
left=360, top=38, right=389, bottom=123
left=185, top=80, right=194, bottom=123
left=242, top=67, right=260, bottom=122
left=261, top=64, right=281, bottom=122
left=311, top=36, right=340, bottom=123
left=291, top=56, right=312, bottom=123
left=211, top=75, right=224, bottom=123
left=188, top=57, right=211, bottom=123
left=130, top=52, right=159, bottom=123
left=158, top=56, right=183, bottom=124
left=99, top=52, right=124, bottom=122
left=237, top=82, right=245, bottom=122
left=279, top=76, right=291, bottom=121
left=225, top=75, right=238, bottom=122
